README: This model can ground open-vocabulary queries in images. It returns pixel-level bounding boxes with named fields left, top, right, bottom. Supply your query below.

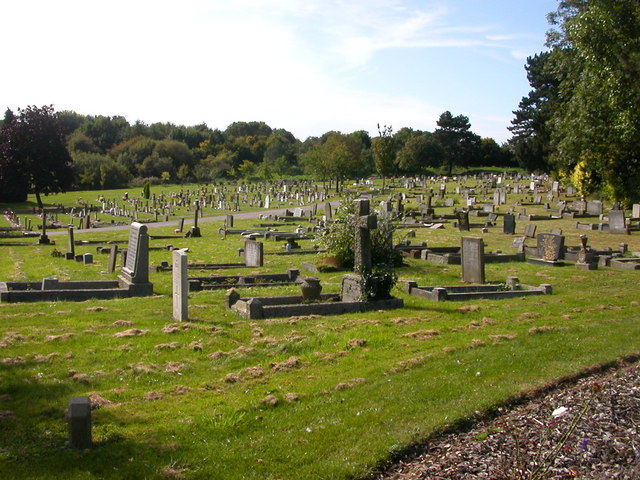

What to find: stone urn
left=300, top=276, right=322, bottom=301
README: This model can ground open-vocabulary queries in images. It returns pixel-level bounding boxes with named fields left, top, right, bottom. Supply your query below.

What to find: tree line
left=0, top=106, right=514, bottom=204
left=509, top=0, right=640, bottom=206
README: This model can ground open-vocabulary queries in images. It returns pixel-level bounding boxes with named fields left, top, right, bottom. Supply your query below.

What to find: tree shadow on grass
left=0, top=361, right=169, bottom=479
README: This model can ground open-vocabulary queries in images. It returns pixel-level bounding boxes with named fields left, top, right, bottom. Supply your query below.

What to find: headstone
left=524, top=224, right=537, bottom=238
left=503, top=214, right=516, bottom=235
left=608, top=210, right=628, bottom=234
left=461, top=237, right=485, bottom=284
left=536, top=233, right=565, bottom=262
left=83, top=253, right=93, bottom=265
left=172, top=250, right=188, bottom=321
left=226, top=214, right=234, bottom=228
left=177, top=217, right=185, bottom=233
left=457, top=210, right=470, bottom=232
left=586, top=200, right=603, bottom=216
left=68, top=396, right=92, bottom=449
left=108, top=245, right=118, bottom=274
left=190, top=201, right=201, bottom=237
left=244, top=240, right=264, bottom=267
left=633, top=204, right=640, bottom=219
left=66, top=226, right=75, bottom=260
left=120, top=223, right=150, bottom=284
left=324, top=202, right=332, bottom=219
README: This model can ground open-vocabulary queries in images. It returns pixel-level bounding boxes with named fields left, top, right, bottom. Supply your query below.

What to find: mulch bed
left=373, top=355, right=640, bottom=480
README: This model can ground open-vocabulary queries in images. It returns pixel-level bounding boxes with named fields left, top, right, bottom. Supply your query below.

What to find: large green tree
left=433, top=111, right=480, bottom=175
left=546, top=0, right=640, bottom=205
left=0, top=105, right=74, bottom=207
left=508, top=52, right=559, bottom=172
left=371, top=124, right=396, bottom=190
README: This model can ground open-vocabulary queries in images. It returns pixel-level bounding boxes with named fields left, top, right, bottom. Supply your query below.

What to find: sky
left=0, top=0, right=558, bottom=143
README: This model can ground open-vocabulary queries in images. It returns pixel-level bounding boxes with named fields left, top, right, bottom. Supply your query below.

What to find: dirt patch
left=143, top=391, right=164, bottom=401
left=270, top=356, right=302, bottom=372
left=401, top=329, right=440, bottom=341
left=0, top=332, right=26, bottom=348
left=164, top=362, right=187, bottom=373
left=112, top=320, right=134, bottom=327
left=162, top=323, right=197, bottom=334
left=45, top=333, right=74, bottom=342
left=155, top=342, right=180, bottom=350
left=335, top=378, right=366, bottom=390
left=113, top=329, right=147, bottom=337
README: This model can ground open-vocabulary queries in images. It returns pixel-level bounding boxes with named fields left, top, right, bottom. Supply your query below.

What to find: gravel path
left=374, top=356, right=640, bottom=480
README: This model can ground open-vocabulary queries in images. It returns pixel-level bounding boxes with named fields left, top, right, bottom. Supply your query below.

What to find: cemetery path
left=46, top=202, right=342, bottom=236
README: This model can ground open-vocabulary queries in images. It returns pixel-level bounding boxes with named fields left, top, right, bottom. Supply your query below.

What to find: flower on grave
left=552, top=406, right=569, bottom=418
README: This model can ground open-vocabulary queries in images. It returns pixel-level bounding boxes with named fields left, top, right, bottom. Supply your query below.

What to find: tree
left=508, top=52, right=559, bottom=172
left=371, top=124, right=395, bottom=190
left=433, top=112, right=481, bottom=175
left=0, top=105, right=74, bottom=207
left=545, top=0, right=640, bottom=205
left=396, top=132, right=444, bottom=173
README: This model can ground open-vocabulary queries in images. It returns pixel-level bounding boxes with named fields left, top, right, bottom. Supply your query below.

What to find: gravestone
left=177, top=217, right=185, bottom=233
left=83, top=253, right=93, bottom=265
left=341, top=199, right=376, bottom=302
left=457, top=210, right=470, bottom=232
left=108, top=245, right=118, bottom=274
left=118, top=223, right=153, bottom=295
left=66, top=226, right=75, bottom=260
left=38, top=212, right=51, bottom=245
left=324, top=202, right=332, bottom=219
left=68, top=396, right=92, bottom=449
left=189, top=201, right=201, bottom=237
left=608, top=210, right=628, bottom=234
left=503, top=214, right=516, bottom=235
left=461, top=237, right=485, bottom=283
left=244, top=240, right=264, bottom=267
left=586, top=200, right=603, bottom=216
left=226, top=214, right=234, bottom=228
left=172, top=250, right=188, bottom=321
left=633, top=204, right=640, bottom=219
left=524, top=224, right=537, bottom=238
left=536, top=233, right=565, bottom=262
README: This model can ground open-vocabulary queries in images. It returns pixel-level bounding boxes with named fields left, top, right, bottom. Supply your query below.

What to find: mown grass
left=0, top=182, right=639, bottom=479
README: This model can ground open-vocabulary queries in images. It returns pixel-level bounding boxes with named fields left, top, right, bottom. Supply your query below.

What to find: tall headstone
left=341, top=199, right=377, bottom=302
left=457, top=210, right=470, bottom=232
left=524, top=224, right=537, bottom=239
left=172, top=249, right=188, bottom=321
left=461, top=237, right=485, bottom=284
left=226, top=214, right=234, bottom=228
left=38, top=211, right=51, bottom=245
left=108, top=245, right=118, bottom=274
left=189, top=201, right=201, bottom=237
left=503, top=214, right=516, bottom=235
left=118, top=222, right=153, bottom=295
left=244, top=240, right=264, bottom=267
left=68, top=396, right=92, bottom=449
left=66, top=226, right=75, bottom=260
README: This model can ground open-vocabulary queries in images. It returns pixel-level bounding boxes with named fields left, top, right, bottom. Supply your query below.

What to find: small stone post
left=68, top=396, right=92, bottom=449
left=172, top=249, right=188, bottom=321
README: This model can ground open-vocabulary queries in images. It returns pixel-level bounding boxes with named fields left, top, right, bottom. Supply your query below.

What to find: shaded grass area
left=1, top=185, right=640, bottom=479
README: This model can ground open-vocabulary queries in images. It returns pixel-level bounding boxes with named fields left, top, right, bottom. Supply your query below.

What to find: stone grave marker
left=341, top=199, right=377, bottom=302
left=587, top=200, right=603, bottom=216
left=461, top=237, right=485, bottom=283
left=226, top=214, right=234, bottom=228
left=119, top=223, right=151, bottom=292
left=108, top=245, right=118, bottom=274
left=68, top=396, right=92, bottom=449
left=244, top=240, right=264, bottom=267
left=503, top=214, right=516, bottom=235
left=536, top=233, right=565, bottom=262
left=457, top=210, right=470, bottom=232
left=633, top=204, right=640, bottom=219
left=66, top=226, right=75, bottom=260
left=524, top=223, right=537, bottom=238
left=608, top=210, right=628, bottom=234
left=172, top=249, right=188, bottom=321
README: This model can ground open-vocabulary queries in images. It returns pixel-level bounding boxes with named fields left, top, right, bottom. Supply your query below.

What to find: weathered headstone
left=633, top=204, right=640, bottom=219
left=586, top=200, right=603, bottom=216
left=118, top=223, right=152, bottom=292
left=536, top=233, right=565, bottom=262
left=68, top=396, right=92, bottom=449
left=608, top=210, right=628, bottom=234
left=189, top=201, right=201, bottom=237
left=83, top=253, right=93, bottom=265
left=172, top=249, right=188, bottom=321
left=457, top=210, right=470, bottom=232
left=461, top=237, right=485, bottom=284
left=524, top=223, right=537, bottom=238
left=244, top=240, right=264, bottom=267
left=226, top=214, right=234, bottom=228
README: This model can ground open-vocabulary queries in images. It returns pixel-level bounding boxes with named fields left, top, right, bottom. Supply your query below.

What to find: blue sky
left=0, top=0, right=557, bottom=143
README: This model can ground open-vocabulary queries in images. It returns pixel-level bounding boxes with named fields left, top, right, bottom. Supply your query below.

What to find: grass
left=0, top=181, right=639, bottom=479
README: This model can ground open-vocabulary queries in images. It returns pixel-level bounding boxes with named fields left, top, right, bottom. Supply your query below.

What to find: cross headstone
left=172, top=249, right=188, bottom=321
left=190, top=201, right=202, bottom=237
left=461, top=237, right=485, bottom=283
left=38, top=211, right=51, bottom=245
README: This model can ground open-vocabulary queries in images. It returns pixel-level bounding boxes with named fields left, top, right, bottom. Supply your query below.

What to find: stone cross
left=353, top=199, right=376, bottom=274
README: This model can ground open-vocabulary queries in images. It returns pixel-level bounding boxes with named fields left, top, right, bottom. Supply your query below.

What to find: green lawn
left=0, top=182, right=638, bottom=479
